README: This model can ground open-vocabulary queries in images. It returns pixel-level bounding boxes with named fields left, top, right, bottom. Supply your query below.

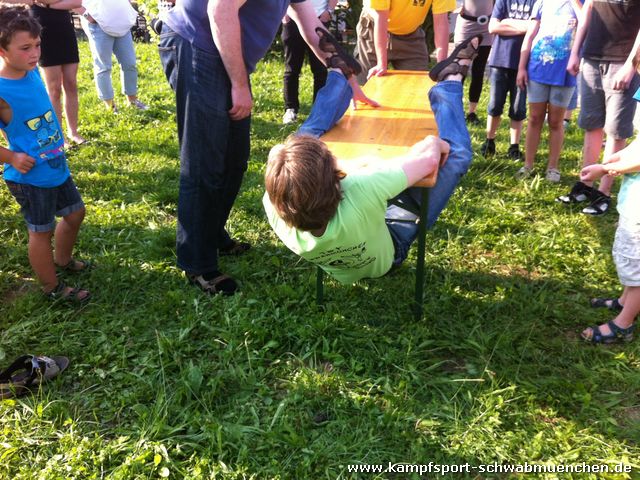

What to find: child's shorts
left=5, top=176, right=84, bottom=233
left=527, top=80, right=575, bottom=108
left=613, top=216, right=640, bottom=287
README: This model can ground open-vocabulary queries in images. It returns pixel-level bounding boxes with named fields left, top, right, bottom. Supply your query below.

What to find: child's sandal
left=590, top=297, right=623, bottom=312
left=581, top=321, right=635, bottom=344
left=45, top=281, right=91, bottom=304
left=55, top=257, right=92, bottom=273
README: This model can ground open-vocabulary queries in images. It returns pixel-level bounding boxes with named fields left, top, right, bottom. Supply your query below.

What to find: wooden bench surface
left=322, top=70, right=439, bottom=187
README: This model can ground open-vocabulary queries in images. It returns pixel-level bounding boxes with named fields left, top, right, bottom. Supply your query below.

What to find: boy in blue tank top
left=0, top=6, right=90, bottom=303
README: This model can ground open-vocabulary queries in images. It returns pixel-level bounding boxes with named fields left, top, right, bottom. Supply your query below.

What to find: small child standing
left=580, top=87, right=640, bottom=343
left=0, top=6, right=90, bottom=302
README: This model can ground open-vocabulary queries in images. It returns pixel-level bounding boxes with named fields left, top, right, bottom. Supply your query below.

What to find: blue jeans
left=487, top=67, right=527, bottom=121
left=159, top=26, right=249, bottom=274
left=298, top=76, right=472, bottom=266
left=83, top=22, right=138, bottom=101
left=386, top=81, right=472, bottom=264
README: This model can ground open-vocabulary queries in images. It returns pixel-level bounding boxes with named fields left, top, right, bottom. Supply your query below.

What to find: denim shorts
left=5, top=176, right=84, bottom=232
left=613, top=216, right=640, bottom=287
left=527, top=79, right=576, bottom=108
left=578, top=59, right=640, bottom=139
left=487, top=67, right=527, bottom=121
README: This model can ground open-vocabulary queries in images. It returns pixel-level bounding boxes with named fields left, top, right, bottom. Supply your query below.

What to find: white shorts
left=613, top=216, right=640, bottom=287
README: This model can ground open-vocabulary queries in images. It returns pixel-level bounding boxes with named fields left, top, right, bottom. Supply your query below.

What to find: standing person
left=515, top=0, right=580, bottom=182
left=281, top=0, right=338, bottom=124
left=78, top=0, right=148, bottom=113
left=0, top=5, right=90, bottom=302
left=454, top=0, right=494, bottom=125
left=30, top=0, right=85, bottom=147
left=354, top=0, right=455, bottom=85
left=158, top=0, right=375, bottom=295
left=480, top=0, right=536, bottom=160
left=557, top=0, right=640, bottom=216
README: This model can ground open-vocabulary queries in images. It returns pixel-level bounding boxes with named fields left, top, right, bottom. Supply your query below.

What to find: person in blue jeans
left=263, top=37, right=479, bottom=282
left=158, top=0, right=374, bottom=295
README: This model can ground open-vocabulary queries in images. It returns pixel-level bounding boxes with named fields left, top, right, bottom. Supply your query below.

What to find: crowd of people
left=1, top=0, right=640, bottom=393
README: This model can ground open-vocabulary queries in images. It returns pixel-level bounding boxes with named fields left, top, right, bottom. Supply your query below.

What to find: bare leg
left=486, top=114, right=500, bottom=139
left=28, top=230, right=57, bottom=292
left=597, top=136, right=626, bottom=196
left=53, top=207, right=85, bottom=267
left=61, top=63, right=85, bottom=144
left=509, top=119, right=522, bottom=145
left=41, top=65, right=64, bottom=129
left=580, top=128, right=604, bottom=187
left=524, top=102, right=546, bottom=170
left=583, top=286, right=640, bottom=338
left=546, top=104, right=567, bottom=171
left=468, top=101, right=478, bottom=115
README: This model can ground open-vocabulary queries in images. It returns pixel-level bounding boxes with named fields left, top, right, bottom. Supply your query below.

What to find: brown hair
left=265, top=135, right=344, bottom=232
left=0, top=5, right=41, bottom=50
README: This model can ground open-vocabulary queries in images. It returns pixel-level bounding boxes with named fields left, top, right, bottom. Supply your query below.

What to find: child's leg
left=297, top=70, right=352, bottom=138
left=582, top=286, right=640, bottom=340
left=28, top=230, right=57, bottom=292
left=53, top=207, right=85, bottom=267
left=524, top=102, right=547, bottom=170
left=546, top=104, right=567, bottom=171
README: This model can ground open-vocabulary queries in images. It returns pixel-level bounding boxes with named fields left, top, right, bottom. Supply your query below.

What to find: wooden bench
left=320, top=70, right=439, bottom=320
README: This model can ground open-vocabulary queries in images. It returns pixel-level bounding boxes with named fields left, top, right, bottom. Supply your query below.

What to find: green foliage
left=1, top=42, right=639, bottom=479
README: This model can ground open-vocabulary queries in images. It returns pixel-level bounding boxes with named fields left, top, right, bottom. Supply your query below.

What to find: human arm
left=516, top=19, right=540, bottom=89
left=0, top=147, right=35, bottom=174
left=401, top=136, right=450, bottom=186
left=36, top=0, right=83, bottom=9
left=367, top=8, right=390, bottom=79
left=488, top=17, right=529, bottom=36
left=348, top=76, right=380, bottom=109
left=208, top=0, right=252, bottom=121
left=581, top=138, right=640, bottom=180
left=288, top=1, right=329, bottom=62
left=567, top=0, right=592, bottom=76
left=432, top=13, right=450, bottom=63
left=612, top=29, right=640, bottom=91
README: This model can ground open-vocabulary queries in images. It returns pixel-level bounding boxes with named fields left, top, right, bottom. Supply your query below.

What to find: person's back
left=263, top=135, right=408, bottom=283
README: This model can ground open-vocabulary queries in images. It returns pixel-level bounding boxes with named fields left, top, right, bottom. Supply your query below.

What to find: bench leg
left=316, top=267, right=324, bottom=304
left=414, top=188, right=429, bottom=320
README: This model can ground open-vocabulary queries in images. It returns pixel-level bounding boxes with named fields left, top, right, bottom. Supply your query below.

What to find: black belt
left=459, top=12, right=490, bottom=25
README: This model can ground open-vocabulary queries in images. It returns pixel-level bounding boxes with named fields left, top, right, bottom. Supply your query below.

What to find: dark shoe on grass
left=480, top=138, right=495, bottom=157
left=582, top=192, right=611, bottom=216
left=429, top=34, right=482, bottom=82
left=315, top=27, right=362, bottom=78
left=466, top=112, right=480, bottom=125
left=508, top=143, right=522, bottom=161
left=556, top=181, right=597, bottom=204
left=187, top=272, right=238, bottom=296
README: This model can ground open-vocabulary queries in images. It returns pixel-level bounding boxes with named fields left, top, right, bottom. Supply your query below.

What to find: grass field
left=1, top=40, right=639, bottom=479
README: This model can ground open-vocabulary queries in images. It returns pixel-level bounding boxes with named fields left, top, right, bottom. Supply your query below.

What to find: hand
left=9, top=152, right=36, bottom=174
left=318, top=10, right=331, bottom=23
left=613, top=62, right=636, bottom=91
left=566, top=52, right=580, bottom=76
left=228, top=84, right=252, bottom=120
left=410, top=135, right=450, bottom=168
left=367, top=63, right=387, bottom=80
left=516, top=69, right=528, bottom=90
left=349, top=80, right=380, bottom=110
left=580, top=164, right=606, bottom=182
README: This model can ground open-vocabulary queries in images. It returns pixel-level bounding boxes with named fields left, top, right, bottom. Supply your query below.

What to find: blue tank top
left=0, top=68, right=69, bottom=187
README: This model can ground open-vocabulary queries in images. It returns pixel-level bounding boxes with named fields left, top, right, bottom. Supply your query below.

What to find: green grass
left=1, top=41, right=639, bottom=479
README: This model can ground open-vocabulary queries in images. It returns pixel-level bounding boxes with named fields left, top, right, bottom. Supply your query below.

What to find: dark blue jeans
left=159, top=26, right=249, bottom=274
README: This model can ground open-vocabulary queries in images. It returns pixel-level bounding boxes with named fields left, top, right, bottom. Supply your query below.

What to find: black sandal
left=45, top=281, right=91, bottom=304
left=0, top=355, right=69, bottom=399
left=55, top=257, right=92, bottom=273
left=555, top=181, right=596, bottom=204
left=187, top=273, right=238, bottom=296
left=581, top=321, right=635, bottom=344
left=429, top=34, right=482, bottom=82
left=582, top=192, right=611, bottom=216
left=219, top=240, right=251, bottom=257
left=315, top=27, right=362, bottom=78
left=590, top=297, right=623, bottom=312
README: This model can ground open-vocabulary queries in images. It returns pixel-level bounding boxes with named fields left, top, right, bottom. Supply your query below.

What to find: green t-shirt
left=618, top=172, right=640, bottom=223
left=263, top=165, right=408, bottom=284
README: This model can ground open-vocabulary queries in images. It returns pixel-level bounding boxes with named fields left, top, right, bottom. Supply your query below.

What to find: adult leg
left=112, top=32, right=140, bottom=104
left=282, top=20, right=306, bottom=113
left=353, top=12, right=377, bottom=85
left=307, top=32, right=329, bottom=101
left=61, top=63, right=85, bottom=144
left=297, top=70, right=352, bottom=138
left=85, top=22, right=116, bottom=108
left=468, top=45, right=490, bottom=115
left=41, top=66, right=64, bottom=130
left=389, top=29, right=429, bottom=72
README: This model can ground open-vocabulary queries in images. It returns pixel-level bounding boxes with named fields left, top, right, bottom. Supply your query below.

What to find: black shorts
left=31, top=6, right=79, bottom=67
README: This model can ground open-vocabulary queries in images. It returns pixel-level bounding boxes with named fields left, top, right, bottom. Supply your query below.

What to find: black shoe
left=555, top=181, right=597, bottom=204
left=429, top=34, right=482, bottom=82
left=582, top=192, right=611, bottom=216
left=315, top=27, right=362, bottom=78
left=480, top=138, right=495, bottom=157
left=466, top=112, right=480, bottom=125
left=508, top=144, right=522, bottom=161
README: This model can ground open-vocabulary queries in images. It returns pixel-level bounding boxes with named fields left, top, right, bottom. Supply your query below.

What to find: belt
left=459, top=12, right=490, bottom=25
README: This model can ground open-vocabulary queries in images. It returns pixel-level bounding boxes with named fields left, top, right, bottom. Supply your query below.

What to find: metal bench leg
left=316, top=267, right=324, bottom=304
left=414, top=188, right=429, bottom=320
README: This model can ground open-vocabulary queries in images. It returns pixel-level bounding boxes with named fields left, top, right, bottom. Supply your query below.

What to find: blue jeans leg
left=112, top=32, right=138, bottom=97
left=84, top=22, right=115, bottom=101
left=386, top=80, right=473, bottom=263
left=297, top=71, right=352, bottom=138
left=159, top=27, right=249, bottom=274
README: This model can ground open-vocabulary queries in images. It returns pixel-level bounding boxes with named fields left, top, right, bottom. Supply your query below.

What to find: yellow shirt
left=367, top=0, right=456, bottom=35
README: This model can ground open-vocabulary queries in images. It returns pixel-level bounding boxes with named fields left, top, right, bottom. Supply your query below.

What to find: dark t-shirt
left=165, top=0, right=304, bottom=74
left=488, top=0, right=538, bottom=70
left=582, top=0, right=640, bottom=62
